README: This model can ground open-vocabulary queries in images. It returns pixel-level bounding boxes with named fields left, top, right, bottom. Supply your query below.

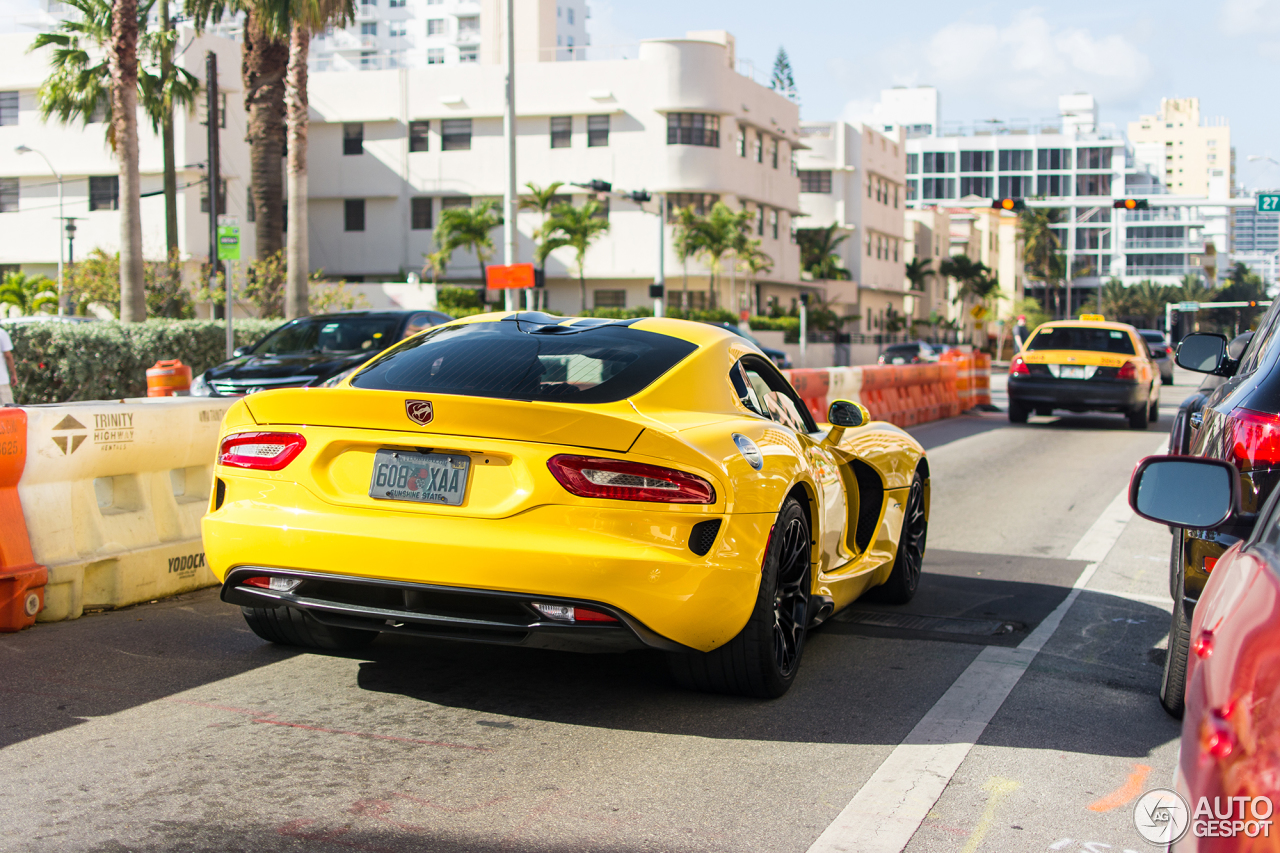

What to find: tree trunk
left=242, top=10, right=288, bottom=263
left=579, top=266, right=586, bottom=313
left=160, top=0, right=178, bottom=261
left=284, top=23, right=309, bottom=319
left=111, top=0, right=145, bottom=322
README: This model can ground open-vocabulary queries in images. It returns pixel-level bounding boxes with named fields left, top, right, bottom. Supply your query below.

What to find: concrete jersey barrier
left=18, top=397, right=235, bottom=621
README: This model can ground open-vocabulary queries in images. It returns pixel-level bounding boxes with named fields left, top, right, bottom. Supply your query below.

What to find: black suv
left=1163, top=307, right=1280, bottom=718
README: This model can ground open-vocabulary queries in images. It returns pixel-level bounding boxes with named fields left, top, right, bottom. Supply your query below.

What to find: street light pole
left=502, top=0, right=518, bottom=313
left=15, top=145, right=64, bottom=315
left=654, top=193, right=665, bottom=317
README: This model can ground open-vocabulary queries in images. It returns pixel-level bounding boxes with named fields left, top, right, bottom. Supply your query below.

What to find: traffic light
left=586, top=179, right=612, bottom=193
left=1113, top=198, right=1150, bottom=210
left=628, top=190, right=652, bottom=203
left=994, top=198, right=1025, bottom=211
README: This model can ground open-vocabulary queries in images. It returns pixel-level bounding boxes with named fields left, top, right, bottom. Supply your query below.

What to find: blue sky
left=591, top=0, right=1280, bottom=192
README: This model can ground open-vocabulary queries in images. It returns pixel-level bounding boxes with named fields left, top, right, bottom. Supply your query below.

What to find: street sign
left=216, top=215, right=240, bottom=261
left=1177, top=301, right=1199, bottom=311
left=485, top=263, right=535, bottom=289
left=1259, top=194, right=1280, bottom=213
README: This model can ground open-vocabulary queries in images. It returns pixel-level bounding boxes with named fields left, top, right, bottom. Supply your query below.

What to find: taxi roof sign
left=1079, top=314, right=1105, bottom=322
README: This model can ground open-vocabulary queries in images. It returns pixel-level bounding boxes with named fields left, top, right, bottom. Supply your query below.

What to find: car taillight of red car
left=1228, top=408, right=1280, bottom=471
left=1117, top=360, right=1138, bottom=381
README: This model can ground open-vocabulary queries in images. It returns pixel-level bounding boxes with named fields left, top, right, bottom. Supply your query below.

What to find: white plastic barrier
left=18, top=398, right=234, bottom=621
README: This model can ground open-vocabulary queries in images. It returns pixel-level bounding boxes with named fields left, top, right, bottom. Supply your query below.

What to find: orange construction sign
left=486, top=263, right=536, bottom=289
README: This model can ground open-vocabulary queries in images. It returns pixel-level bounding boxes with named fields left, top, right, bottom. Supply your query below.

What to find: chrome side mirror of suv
left=1175, top=333, right=1230, bottom=374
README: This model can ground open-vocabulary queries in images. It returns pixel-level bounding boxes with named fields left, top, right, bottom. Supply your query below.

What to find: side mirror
left=232, top=346, right=251, bottom=359
left=1175, top=333, right=1229, bottom=374
left=824, top=399, right=870, bottom=446
left=1129, top=455, right=1238, bottom=529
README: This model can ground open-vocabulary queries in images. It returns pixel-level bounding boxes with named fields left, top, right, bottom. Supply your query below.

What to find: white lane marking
left=1087, top=589, right=1172, bottom=606
left=806, top=438, right=1166, bottom=853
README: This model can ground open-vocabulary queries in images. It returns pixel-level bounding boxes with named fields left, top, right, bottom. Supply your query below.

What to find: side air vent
left=214, top=478, right=226, bottom=510
left=689, top=519, right=722, bottom=556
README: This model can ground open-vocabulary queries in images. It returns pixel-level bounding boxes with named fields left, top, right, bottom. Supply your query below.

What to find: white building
left=0, top=29, right=255, bottom=292
left=303, top=30, right=806, bottom=315
left=794, top=121, right=907, bottom=334
left=311, top=0, right=590, bottom=72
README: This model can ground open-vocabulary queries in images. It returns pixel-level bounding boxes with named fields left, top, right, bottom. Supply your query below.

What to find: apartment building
left=903, top=207, right=951, bottom=321
left=304, top=30, right=806, bottom=314
left=0, top=29, right=254, bottom=289
left=1128, top=98, right=1232, bottom=198
left=311, top=0, right=590, bottom=72
left=795, top=121, right=907, bottom=334
left=1232, top=189, right=1280, bottom=286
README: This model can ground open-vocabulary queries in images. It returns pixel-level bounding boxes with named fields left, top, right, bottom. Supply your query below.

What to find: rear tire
left=1008, top=401, right=1029, bottom=423
left=1160, top=574, right=1192, bottom=719
left=1149, top=394, right=1160, bottom=424
left=864, top=473, right=927, bottom=605
left=242, top=606, right=378, bottom=651
left=1128, top=397, right=1150, bottom=430
left=668, top=497, right=811, bottom=698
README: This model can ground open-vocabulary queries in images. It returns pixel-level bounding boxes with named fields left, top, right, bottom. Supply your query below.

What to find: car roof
left=1037, top=320, right=1138, bottom=333
left=1137, top=329, right=1166, bottom=339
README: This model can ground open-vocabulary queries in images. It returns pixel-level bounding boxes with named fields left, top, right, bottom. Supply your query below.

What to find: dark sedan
left=1138, top=329, right=1174, bottom=384
left=190, top=310, right=453, bottom=397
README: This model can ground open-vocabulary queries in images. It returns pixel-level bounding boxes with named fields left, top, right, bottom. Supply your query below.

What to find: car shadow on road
left=352, top=549, right=1176, bottom=758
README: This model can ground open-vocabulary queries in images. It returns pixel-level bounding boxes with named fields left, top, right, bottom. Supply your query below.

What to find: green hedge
left=1, top=318, right=282, bottom=404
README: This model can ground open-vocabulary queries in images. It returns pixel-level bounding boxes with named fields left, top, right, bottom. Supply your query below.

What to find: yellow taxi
left=1008, top=317, right=1161, bottom=428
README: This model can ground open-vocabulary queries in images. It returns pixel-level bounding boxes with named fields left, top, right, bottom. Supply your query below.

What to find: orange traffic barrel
left=146, top=359, right=193, bottom=397
left=0, top=408, right=46, bottom=631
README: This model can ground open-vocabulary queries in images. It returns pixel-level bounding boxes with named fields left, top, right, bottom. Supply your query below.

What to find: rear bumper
left=1008, top=377, right=1146, bottom=412
left=223, top=567, right=681, bottom=653
left=202, top=480, right=769, bottom=653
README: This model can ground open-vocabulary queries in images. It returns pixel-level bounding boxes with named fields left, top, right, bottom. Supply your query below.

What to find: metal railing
left=1123, top=238, right=1206, bottom=251
left=1124, top=267, right=1195, bottom=277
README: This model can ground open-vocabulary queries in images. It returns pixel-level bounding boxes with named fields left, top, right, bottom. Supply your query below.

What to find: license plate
left=1061, top=365, right=1086, bottom=379
left=369, top=450, right=470, bottom=505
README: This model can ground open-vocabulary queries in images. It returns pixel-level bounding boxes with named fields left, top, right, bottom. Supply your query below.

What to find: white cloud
left=921, top=11, right=1152, bottom=112
left=1220, top=0, right=1280, bottom=35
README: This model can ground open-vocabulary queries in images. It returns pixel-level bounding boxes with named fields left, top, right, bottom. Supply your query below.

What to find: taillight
left=1117, top=360, right=1137, bottom=380
left=1193, top=630, right=1214, bottom=659
left=218, top=432, right=307, bottom=471
left=530, top=601, right=619, bottom=623
left=1009, top=356, right=1029, bottom=376
left=1228, top=408, right=1280, bottom=470
left=1203, top=720, right=1236, bottom=759
left=547, top=455, right=715, bottom=504
left=1204, top=556, right=1218, bottom=573
left=242, top=576, right=302, bottom=592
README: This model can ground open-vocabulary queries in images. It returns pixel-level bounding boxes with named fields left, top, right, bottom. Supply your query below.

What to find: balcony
left=355, top=5, right=376, bottom=20
left=1123, top=267, right=1194, bottom=278
left=1123, top=238, right=1206, bottom=251
left=454, top=27, right=481, bottom=43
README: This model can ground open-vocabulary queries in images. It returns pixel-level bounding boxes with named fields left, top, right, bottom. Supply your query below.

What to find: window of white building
left=389, top=22, right=406, bottom=36
left=90, top=175, right=119, bottom=211
left=427, top=48, right=444, bottom=64
left=798, top=170, right=831, bottom=193
left=0, top=178, right=17, bottom=212
left=361, top=22, right=376, bottom=36
left=409, top=120, right=429, bottom=152
left=0, top=92, right=17, bottom=126
left=442, top=119, right=472, bottom=150
left=667, top=113, right=719, bottom=147
left=459, top=46, right=478, bottom=62
left=411, top=197, right=432, bottom=230
left=427, top=18, right=444, bottom=35
left=345, top=199, right=365, bottom=232
left=587, top=114, right=609, bottom=147
left=343, top=123, right=363, bottom=156
left=594, top=289, right=625, bottom=309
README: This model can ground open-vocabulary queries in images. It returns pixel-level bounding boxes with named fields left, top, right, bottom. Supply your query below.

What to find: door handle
left=1190, top=412, right=1203, bottom=429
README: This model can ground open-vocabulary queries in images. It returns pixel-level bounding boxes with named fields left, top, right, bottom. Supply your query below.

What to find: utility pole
left=654, top=194, right=665, bottom=317
left=502, top=0, right=517, bottom=312
left=206, top=51, right=222, bottom=319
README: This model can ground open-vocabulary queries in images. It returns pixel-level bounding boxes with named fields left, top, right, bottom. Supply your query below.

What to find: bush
left=747, top=315, right=800, bottom=333
left=579, top=306, right=654, bottom=319
left=436, top=286, right=487, bottom=318
left=1, top=318, right=281, bottom=404
left=664, top=307, right=738, bottom=324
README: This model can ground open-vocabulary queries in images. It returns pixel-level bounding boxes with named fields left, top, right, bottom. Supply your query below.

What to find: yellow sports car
left=203, top=313, right=930, bottom=697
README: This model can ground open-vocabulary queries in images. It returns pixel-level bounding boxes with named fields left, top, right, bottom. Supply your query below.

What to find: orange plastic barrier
left=972, top=352, right=992, bottom=407
left=146, top=359, right=193, bottom=397
left=0, top=408, right=46, bottom=632
left=787, top=369, right=831, bottom=423
left=941, top=351, right=976, bottom=410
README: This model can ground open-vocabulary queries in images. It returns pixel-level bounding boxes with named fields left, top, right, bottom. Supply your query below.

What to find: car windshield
left=350, top=320, right=698, bottom=404
left=1026, top=326, right=1136, bottom=355
left=252, top=317, right=402, bottom=356
left=1139, top=331, right=1165, bottom=343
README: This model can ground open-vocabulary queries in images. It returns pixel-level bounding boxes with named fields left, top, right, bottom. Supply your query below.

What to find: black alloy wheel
left=772, top=514, right=811, bottom=679
left=668, top=497, right=812, bottom=698
left=866, top=472, right=927, bottom=604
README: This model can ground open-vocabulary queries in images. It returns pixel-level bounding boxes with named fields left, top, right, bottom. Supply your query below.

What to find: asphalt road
left=0, top=370, right=1196, bottom=853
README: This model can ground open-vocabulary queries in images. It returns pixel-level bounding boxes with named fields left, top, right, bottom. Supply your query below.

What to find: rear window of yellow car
left=1026, top=326, right=1135, bottom=355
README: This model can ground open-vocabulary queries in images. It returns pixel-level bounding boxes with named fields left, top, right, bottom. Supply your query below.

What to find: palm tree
left=519, top=181, right=567, bottom=308
left=697, top=202, right=752, bottom=308
left=33, top=0, right=200, bottom=321
left=904, top=257, right=933, bottom=293
left=275, top=0, right=356, bottom=318
left=1130, top=279, right=1171, bottom=328
left=434, top=200, right=504, bottom=294
left=1019, top=208, right=1064, bottom=318
left=795, top=223, right=851, bottom=281
left=186, top=0, right=290, bottom=263
left=545, top=199, right=611, bottom=312
left=670, top=204, right=704, bottom=310
left=0, top=272, right=59, bottom=317
left=1096, top=278, right=1137, bottom=322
